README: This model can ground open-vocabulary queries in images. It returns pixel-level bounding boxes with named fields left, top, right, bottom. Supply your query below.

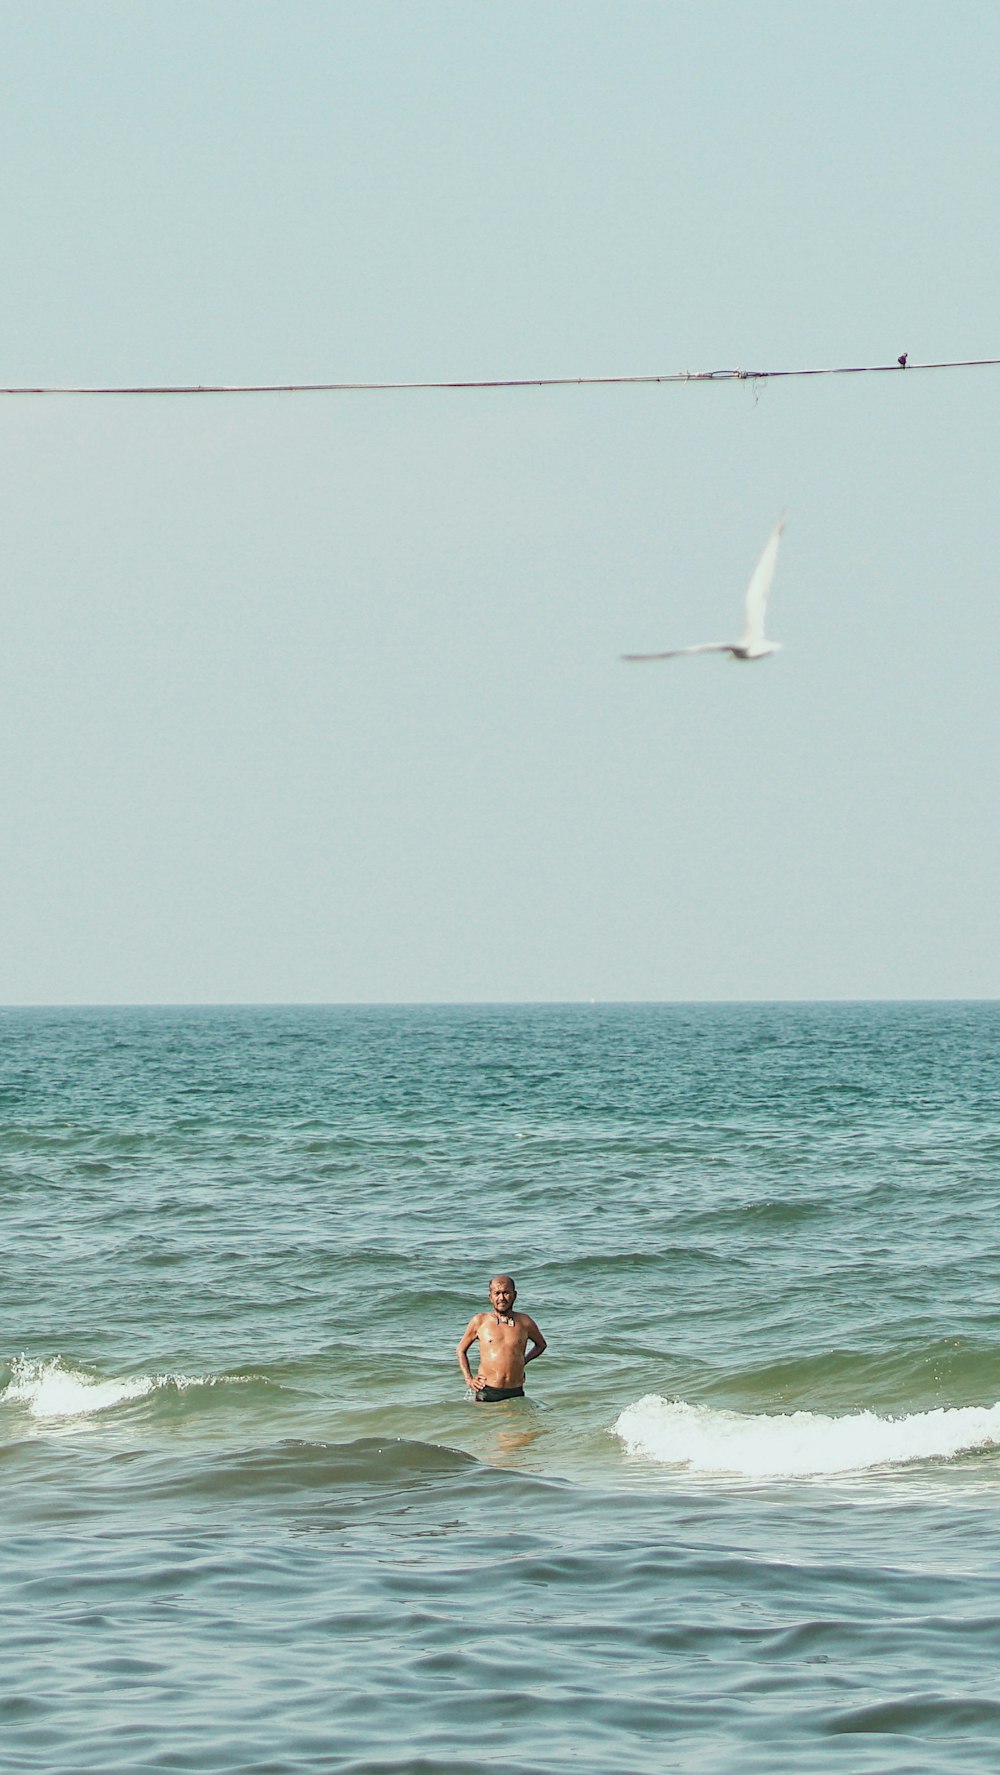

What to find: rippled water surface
left=4, top=1002, right=1000, bottom=1772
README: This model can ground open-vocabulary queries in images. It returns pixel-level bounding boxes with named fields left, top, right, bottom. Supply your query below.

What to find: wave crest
left=613, top=1394, right=1000, bottom=1478
left=1, top=1357, right=249, bottom=1422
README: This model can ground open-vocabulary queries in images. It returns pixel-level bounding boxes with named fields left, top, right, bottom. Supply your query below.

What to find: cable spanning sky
left=2, top=0, right=998, bottom=1004
left=1, top=356, right=999, bottom=394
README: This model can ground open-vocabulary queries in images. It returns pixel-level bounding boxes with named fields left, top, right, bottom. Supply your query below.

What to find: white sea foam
left=0, top=1356, right=259, bottom=1423
left=2, top=1357, right=156, bottom=1420
left=613, top=1394, right=1000, bottom=1479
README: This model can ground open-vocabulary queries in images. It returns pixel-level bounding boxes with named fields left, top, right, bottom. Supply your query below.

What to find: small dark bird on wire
left=897, top=352, right=908, bottom=368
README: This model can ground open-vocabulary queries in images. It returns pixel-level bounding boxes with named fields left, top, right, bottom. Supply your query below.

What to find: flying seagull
left=622, top=514, right=786, bottom=663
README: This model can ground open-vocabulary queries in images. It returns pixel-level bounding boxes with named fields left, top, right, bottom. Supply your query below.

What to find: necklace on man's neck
left=493, top=1310, right=515, bottom=1328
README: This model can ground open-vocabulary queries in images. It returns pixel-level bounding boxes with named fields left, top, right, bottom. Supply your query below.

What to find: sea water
left=3, top=1002, right=1000, bottom=1773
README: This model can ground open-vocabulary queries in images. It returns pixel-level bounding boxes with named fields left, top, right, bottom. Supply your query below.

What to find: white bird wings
left=621, top=642, right=734, bottom=660
left=621, top=513, right=786, bottom=662
left=738, top=514, right=785, bottom=651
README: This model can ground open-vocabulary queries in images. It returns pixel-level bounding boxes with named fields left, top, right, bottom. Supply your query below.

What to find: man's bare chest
left=479, top=1315, right=525, bottom=1351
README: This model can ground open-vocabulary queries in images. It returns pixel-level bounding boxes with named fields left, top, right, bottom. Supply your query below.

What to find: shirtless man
left=456, top=1275, right=547, bottom=1402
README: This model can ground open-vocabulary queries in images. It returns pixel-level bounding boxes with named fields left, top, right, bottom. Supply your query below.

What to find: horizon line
left=1, top=996, right=997, bottom=1011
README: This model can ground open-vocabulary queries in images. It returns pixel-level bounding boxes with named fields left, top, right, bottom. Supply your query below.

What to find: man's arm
left=522, top=1316, right=547, bottom=1365
left=456, top=1315, right=485, bottom=1390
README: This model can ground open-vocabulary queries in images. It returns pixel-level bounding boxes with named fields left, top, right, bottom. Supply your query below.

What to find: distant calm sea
left=4, top=1002, right=1000, bottom=1773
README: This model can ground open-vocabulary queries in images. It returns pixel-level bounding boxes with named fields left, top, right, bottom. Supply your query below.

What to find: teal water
left=4, top=1003, right=1000, bottom=1772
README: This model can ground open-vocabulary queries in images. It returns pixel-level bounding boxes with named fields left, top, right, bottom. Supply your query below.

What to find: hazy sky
left=2, top=1, right=998, bottom=1003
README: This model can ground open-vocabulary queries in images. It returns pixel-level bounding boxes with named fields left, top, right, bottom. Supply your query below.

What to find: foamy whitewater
left=3, top=1355, right=157, bottom=1417
left=2, top=1357, right=255, bottom=1421
left=614, top=1395, right=1000, bottom=1477
left=4, top=1001, right=1000, bottom=1775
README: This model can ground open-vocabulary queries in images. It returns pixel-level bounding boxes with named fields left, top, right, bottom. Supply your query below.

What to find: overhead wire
left=0, top=356, right=998, bottom=396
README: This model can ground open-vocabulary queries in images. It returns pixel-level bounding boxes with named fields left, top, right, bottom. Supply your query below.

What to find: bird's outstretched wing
left=739, top=515, right=785, bottom=651
left=622, top=642, right=733, bottom=661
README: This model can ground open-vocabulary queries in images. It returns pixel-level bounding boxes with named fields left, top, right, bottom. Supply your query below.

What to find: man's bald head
left=489, top=1275, right=517, bottom=1304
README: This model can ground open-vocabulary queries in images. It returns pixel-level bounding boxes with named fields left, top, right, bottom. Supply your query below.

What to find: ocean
left=4, top=1001, right=1000, bottom=1773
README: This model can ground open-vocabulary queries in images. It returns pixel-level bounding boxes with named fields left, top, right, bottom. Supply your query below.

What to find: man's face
left=489, top=1277, right=516, bottom=1314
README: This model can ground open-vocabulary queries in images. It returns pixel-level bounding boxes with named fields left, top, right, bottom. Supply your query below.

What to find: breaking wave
left=1, top=1356, right=252, bottom=1422
left=613, top=1394, right=1000, bottom=1478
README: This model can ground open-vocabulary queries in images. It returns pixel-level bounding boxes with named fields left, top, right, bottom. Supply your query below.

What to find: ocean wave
left=613, top=1394, right=1000, bottom=1478
left=703, top=1338, right=1000, bottom=1414
left=0, top=1357, right=256, bottom=1422
left=164, top=1435, right=480, bottom=1503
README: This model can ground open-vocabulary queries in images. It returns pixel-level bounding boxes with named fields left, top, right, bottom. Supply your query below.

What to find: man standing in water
left=456, top=1275, right=547, bottom=1401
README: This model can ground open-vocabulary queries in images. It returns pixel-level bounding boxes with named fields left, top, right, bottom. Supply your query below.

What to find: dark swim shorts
left=474, top=1384, right=525, bottom=1403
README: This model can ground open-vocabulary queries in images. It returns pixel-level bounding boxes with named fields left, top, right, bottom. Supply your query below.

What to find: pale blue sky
left=2, top=1, right=998, bottom=1002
